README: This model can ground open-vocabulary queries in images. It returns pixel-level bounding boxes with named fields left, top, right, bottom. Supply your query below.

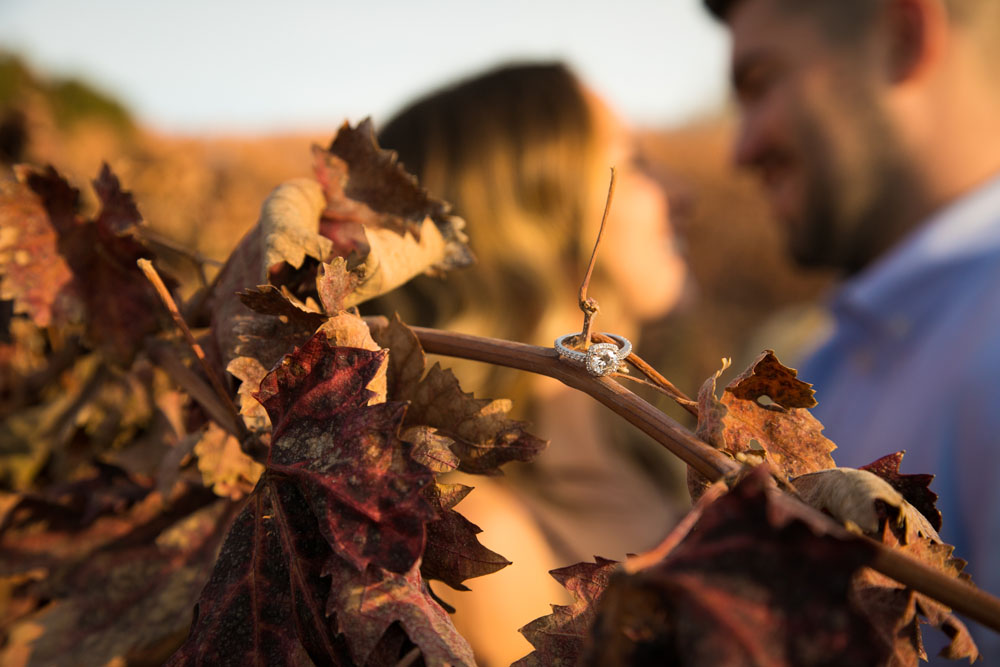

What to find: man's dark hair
left=703, top=0, right=737, bottom=19
left=702, top=0, right=884, bottom=44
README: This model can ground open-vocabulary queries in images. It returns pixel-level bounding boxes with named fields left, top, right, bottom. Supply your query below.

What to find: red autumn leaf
left=513, top=557, right=620, bottom=667
left=860, top=450, right=941, bottom=531
left=170, top=333, right=451, bottom=665
left=573, top=467, right=886, bottom=667
left=371, top=315, right=546, bottom=475
left=254, top=336, right=434, bottom=574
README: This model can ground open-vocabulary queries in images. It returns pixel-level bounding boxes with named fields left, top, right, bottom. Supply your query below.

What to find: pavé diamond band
left=553, top=333, right=632, bottom=377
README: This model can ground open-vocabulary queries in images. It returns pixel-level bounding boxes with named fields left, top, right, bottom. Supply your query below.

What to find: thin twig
left=577, top=167, right=617, bottom=347
left=369, top=320, right=1000, bottom=634
left=138, top=259, right=243, bottom=435
left=138, top=228, right=224, bottom=268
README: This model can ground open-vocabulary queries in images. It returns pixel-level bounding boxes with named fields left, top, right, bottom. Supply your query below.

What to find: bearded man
left=706, top=0, right=1000, bottom=658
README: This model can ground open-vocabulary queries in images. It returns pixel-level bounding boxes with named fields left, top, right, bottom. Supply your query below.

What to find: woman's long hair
left=370, top=62, right=604, bottom=402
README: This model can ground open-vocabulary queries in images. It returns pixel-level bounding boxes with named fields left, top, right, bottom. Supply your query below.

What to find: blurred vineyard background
left=0, top=51, right=834, bottom=427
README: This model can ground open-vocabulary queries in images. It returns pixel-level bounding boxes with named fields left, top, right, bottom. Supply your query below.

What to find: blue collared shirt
left=800, top=172, right=1000, bottom=660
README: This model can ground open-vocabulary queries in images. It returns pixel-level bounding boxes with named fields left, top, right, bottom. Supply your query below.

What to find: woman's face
left=587, top=91, right=687, bottom=323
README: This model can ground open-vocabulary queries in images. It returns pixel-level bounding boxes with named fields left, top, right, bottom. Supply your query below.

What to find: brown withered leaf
left=371, top=315, right=546, bottom=475
left=170, top=335, right=441, bottom=664
left=5, top=165, right=172, bottom=364
left=402, top=425, right=459, bottom=474
left=193, top=422, right=264, bottom=500
left=208, top=178, right=330, bottom=381
left=316, top=119, right=469, bottom=256
left=513, top=557, right=620, bottom=667
left=792, top=467, right=939, bottom=541
left=728, top=349, right=817, bottom=408
left=420, top=483, right=510, bottom=591
left=0, top=177, right=78, bottom=328
left=861, top=450, right=941, bottom=532
left=317, top=257, right=362, bottom=314
left=325, top=556, right=476, bottom=666
left=1, top=499, right=235, bottom=667
left=576, top=467, right=886, bottom=667
left=208, top=122, right=471, bottom=359
left=91, top=163, right=142, bottom=235
left=693, top=353, right=835, bottom=498
left=791, top=465, right=978, bottom=663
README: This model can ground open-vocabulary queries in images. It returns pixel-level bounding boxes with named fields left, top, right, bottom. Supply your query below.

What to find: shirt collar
left=833, top=171, right=1000, bottom=330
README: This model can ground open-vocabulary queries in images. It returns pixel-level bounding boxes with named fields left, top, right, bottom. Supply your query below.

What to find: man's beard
left=790, top=108, right=916, bottom=276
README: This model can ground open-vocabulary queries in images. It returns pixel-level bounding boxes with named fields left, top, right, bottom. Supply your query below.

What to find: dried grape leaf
left=1, top=499, right=234, bottom=667
left=315, top=119, right=471, bottom=263
left=791, top=464, right=978, bottom=662
left=326, top=556, right=475, bottom=667
left=514, top=557, right=620, bottom=667
left=792, top=467, right=939, bottom=541
left=253, top=335, right=431, bottom=573
left=693, top=352, right=835, bottom=499
left=171, top=333, right=444, bottom=664
left=578, top=467, right=885, bottom=667
left=193, top=422, right=264, bottom=500
left=420, top=482, right=510, bottom=591
left=317, top=257, right=362, bottom=314
left=371, top=315, right=546, bottom=475
left=0, top=177, right=78, bottom=328
left=91, top=163, right=142, bottom=235
left=4, top=165, right=172, bottom=364
left=402, top=425, right=459, bottom=474
left=860, top=450, right=941, bottom=531
left=727, top=349, right=817, bottom=409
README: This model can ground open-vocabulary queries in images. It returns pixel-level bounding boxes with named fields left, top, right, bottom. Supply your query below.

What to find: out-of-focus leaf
left=193, top=422, right=263, bottom=500
left=0, top=177, right=78, bottom=328
left=29, top=165, right=170, bottom=364
left=371, top=315, right=546, bottom=475
left=793, top=463, right=978, bottom=663
left=0, top=499, right=234, bottom=667
left=568, top=467, right=885, bottom=667
left=513, top=558, right=620, bottom=667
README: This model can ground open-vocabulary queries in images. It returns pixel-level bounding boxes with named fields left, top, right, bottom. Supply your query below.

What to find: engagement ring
left=554, top=333, right=632, bottom=377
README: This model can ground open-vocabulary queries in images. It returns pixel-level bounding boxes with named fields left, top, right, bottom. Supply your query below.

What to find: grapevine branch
left=378, top=321, right=1000, bottom=634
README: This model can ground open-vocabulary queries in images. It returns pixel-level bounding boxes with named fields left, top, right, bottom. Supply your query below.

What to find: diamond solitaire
left=553, top=333, right=632, bottom=377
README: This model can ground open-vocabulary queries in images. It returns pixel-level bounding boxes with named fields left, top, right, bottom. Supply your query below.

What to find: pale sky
left=0, top=0, right=731, bottom=135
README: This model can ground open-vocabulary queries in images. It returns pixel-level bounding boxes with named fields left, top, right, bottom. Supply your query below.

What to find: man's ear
left=885, top=0, right=949, bottom=85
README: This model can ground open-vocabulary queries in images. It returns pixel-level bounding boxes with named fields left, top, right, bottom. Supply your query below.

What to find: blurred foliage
left=0, top=52, right=133, bottom=135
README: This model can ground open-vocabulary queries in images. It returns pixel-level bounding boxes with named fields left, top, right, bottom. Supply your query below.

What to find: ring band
left=554, top=333, right=632, bottom=377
